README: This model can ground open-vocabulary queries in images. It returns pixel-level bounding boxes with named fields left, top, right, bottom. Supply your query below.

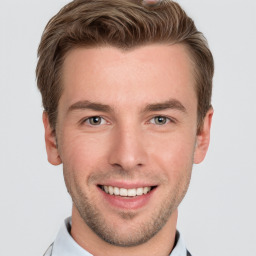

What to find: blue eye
left=85, top=116, right=107, bottom=126
left=150, top=116, right=170, bottom=125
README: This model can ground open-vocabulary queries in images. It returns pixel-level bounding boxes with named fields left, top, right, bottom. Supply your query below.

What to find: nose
left=108, top=125, right=148, bottom=171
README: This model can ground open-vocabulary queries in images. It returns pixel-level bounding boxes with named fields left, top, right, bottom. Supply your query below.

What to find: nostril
left=108, top=131, right=148, bottom=170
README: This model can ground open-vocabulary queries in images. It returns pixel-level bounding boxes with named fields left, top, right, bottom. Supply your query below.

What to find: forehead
left=60, top=44, right=196, bottom=110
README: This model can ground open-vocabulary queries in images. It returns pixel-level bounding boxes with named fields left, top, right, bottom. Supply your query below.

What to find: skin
left=43, top=44, right=213, bottom=256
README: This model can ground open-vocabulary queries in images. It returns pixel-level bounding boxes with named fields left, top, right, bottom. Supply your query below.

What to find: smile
left=99, top=185, right=155, bottom=197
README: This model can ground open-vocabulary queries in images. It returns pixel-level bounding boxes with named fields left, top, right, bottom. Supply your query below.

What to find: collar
left=51, top=217, right=188, bottom=256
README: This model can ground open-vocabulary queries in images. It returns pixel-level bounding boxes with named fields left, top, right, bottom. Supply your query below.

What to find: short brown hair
left=36, top=0, right=214, bottom=133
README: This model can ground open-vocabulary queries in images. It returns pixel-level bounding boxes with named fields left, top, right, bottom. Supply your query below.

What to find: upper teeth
left=103, top=186, right=152, bottom=197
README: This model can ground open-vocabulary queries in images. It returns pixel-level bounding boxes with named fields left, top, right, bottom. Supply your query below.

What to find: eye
left=84, top=116, right=107, bottom=126
left=149, top=116, right=171, bottom=125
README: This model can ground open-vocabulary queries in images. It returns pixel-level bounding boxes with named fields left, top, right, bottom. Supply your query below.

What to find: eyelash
left=81, top=115, right=175, bottom=127
left=82, top=116, right=108, bottom=126
left=148, top=116, right=174, bottom=125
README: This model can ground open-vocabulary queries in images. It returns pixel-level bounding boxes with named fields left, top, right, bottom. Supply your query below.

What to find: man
left=37, top=0, right=214, bottom=255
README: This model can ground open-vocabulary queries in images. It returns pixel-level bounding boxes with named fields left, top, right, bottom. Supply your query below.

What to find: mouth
left=98, top=185, right=157, bottom=197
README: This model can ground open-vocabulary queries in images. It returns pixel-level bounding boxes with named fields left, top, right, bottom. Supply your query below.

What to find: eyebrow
left=68, top=100, right=113, bottom=113
left=67, top=99, right=187, bottom=114
left=143, top=99, right=187, bottom=113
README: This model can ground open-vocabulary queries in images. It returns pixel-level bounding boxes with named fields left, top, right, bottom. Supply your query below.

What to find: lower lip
left=98, top=186, right=156, bottom=210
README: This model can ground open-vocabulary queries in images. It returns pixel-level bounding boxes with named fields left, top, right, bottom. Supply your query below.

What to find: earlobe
left=43, top=112, right=62, bottom=166
left=194, top=108, right=214, bottom=164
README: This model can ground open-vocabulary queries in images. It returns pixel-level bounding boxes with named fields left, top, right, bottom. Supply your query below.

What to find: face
left=44, top=44, right=212, bottom=247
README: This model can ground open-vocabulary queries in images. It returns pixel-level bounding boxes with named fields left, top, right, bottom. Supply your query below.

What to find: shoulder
left=43, top=243, right=53, bottom=256
left=187, top=250, right=192, bottom=256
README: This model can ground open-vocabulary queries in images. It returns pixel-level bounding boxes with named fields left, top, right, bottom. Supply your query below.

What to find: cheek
left=61, top=136, right=104, bottom=195
left=148, top=132, right=196, bottom=177
left=59, top=131, right=109, bottom=176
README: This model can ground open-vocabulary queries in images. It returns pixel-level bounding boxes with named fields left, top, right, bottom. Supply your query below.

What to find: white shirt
left=44, top=217, right=188, bottom=256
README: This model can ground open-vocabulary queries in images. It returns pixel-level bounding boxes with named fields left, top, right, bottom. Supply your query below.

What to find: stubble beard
left=69, top=173, right=191, bottom=247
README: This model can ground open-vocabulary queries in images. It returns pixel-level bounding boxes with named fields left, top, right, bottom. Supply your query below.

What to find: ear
left=194, top=108, right=214, bottom=164
left=43, top=112, right=62, bottom=165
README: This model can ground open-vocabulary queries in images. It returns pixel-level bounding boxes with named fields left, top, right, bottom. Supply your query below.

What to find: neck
left=71, top=206, right=178, bottom=256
